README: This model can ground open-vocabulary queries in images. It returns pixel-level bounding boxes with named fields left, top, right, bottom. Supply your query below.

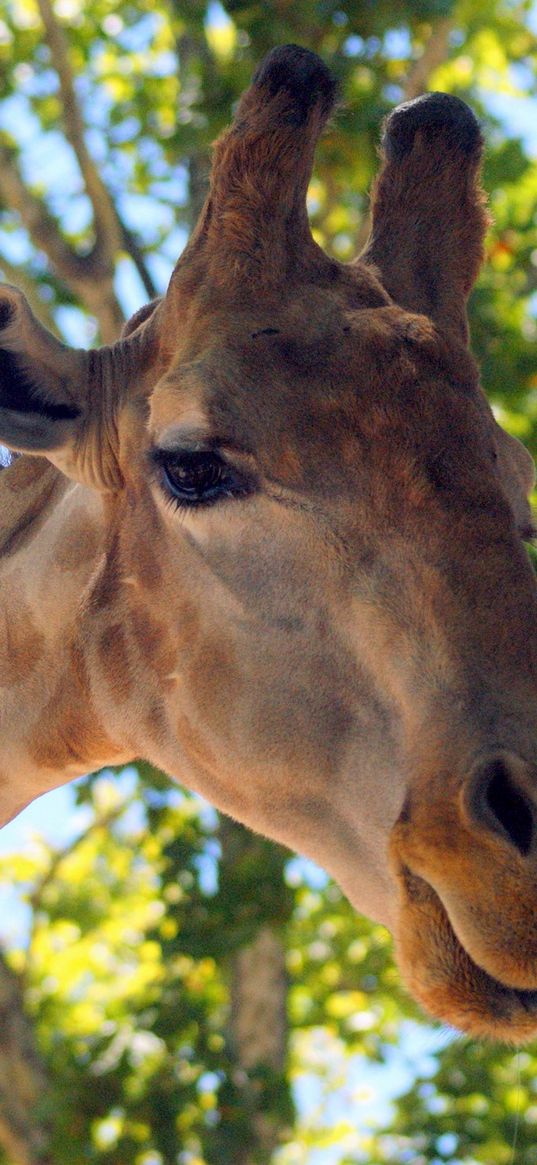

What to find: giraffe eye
left=152, top=448, right=254, bottom=508
left=164, top=451, right=223, bottom=501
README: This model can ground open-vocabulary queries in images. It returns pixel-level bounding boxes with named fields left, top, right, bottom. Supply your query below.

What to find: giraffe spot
left=28, top=647, right=124, bottom=771
left=134, top=535, right=163, bottom=591
left=130, top=606, right=166, bottom=663
left=0, top=589, right=44, bottom=684
left=129, top=608, right=178, bottom=689
left=89, top=534, right=121, bottom=612
left=4, top=456, right=50, bottom=493
left=187, top=633, right=243, bottom=709
left=29, top=715, right=116, bottom=771
left=249, top=670, right=355, bottom=777
left=129, top=599, right=201, bottom=678
left=179, top=599, right=201, bottom=640
left=98, top=621, right=133, bottom=701
left=144, top=697, right=169, bottom=743
left=0, top=463, right=66, bottom=557
left=124, top=501, right=164, bottom=592
left=54, top=513, right=101, bottom=572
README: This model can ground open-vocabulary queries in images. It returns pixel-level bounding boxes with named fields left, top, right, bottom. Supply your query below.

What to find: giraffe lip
left=412, top=868, right=537, bottom=995
left=396, top=866, right=537, bottom=1040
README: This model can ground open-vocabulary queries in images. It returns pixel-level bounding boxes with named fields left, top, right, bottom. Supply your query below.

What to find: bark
left=0, top=143, right=123, bottom=344
left=121, top=224, right=160, bottom=301
left=36, top=0, right=121, bottom=260
left=0, top=0, right=162, bottom=341
left=0, top=952, right=51, bottom=1165
left=0, top=145, right=102, bottom=284
left=75, top=278, right=125, bottom=346
left=0, top=254, right=60, bottom=336
left=218, top=817, right=292, bottom=1165
left=229, top=928, right=289, bottom=1164
left=36, top=0, right=159, bottom=305
left=403, top=16, right=454, bottom=102
left=230, top=928, right=287, bottom=1076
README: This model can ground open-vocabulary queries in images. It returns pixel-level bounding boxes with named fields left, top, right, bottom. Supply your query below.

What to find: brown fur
left=0, top=584, right=44, bottom=684
left=1, top=46, right=537, bottom=1042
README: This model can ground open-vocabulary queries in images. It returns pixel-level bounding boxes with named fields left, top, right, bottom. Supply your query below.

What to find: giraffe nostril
left=467, top=757, right=535, bottom=857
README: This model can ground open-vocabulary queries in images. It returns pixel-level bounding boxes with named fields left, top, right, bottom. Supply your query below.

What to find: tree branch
left=35, top=0, right=120, bottom=261
left=1, top=0, right=156, bottom=340
left=0, top=144, right=97, bottom=283
left=218, top=817, right=292, bottom=1164
left=27, top=794, right=137, bottom=963
left=403, top=16, right=454, bottom=103
left=35, top=0, right=160, bottom=304
left=0, top=253, right=61, bottom=336
left=120, top=222, right=160, bottom=299
left=3, top=2, right=184, bottom=325
left=0, top=143, right=124, bottom=341
left=229, top=927, right=289, bottom=1164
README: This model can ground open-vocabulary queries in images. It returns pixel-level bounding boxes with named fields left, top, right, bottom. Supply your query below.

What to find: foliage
left=378, top=1038, right=537, bottom=1164
left=0, top=771, right=408, bottom=1165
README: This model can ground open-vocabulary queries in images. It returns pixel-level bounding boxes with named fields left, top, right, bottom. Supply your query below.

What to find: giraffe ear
left=0, top=286, right=87, bottom=453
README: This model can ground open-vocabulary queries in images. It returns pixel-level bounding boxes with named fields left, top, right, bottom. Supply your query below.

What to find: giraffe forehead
left=148, top=315, right=406, bottom=462
left=148, top=282, right=403, bottom=441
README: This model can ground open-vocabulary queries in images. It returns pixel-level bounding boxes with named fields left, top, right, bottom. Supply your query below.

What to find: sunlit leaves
left=384, top=1039, right=537, bottom=1164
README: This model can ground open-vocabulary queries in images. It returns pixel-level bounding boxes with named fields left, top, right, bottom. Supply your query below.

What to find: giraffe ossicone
left=2, top=44, right=537, bottom=1040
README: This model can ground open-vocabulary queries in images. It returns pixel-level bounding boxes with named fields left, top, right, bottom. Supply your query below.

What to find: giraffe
left=1, top=45, right=537, bottom=1042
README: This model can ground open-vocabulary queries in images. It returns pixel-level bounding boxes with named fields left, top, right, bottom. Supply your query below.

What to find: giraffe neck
left=0, top=458, right=129, bottom=823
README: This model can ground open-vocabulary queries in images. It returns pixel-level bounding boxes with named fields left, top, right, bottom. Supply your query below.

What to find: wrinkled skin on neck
left=2, top=45, right=537, bottom=1041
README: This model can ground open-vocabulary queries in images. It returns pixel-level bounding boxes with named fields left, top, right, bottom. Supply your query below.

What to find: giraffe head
left=2, top=45, right=537, bottom=1041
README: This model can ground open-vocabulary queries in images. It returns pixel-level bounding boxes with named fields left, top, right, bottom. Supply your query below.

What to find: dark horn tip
left=0, top=301, right=14, bottom=329
left=253, top=45, right=338, bottom=122
left=383, top=92, right=483, bottom=162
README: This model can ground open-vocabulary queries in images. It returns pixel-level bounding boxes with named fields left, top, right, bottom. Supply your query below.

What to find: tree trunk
left=0, top=952, right=52, bottom=1165
left=230, top=927, right=287, bottom=1075
left=230, top=927, right=289, bottom=1164
left=217, top=817, right=294, bottom=1165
